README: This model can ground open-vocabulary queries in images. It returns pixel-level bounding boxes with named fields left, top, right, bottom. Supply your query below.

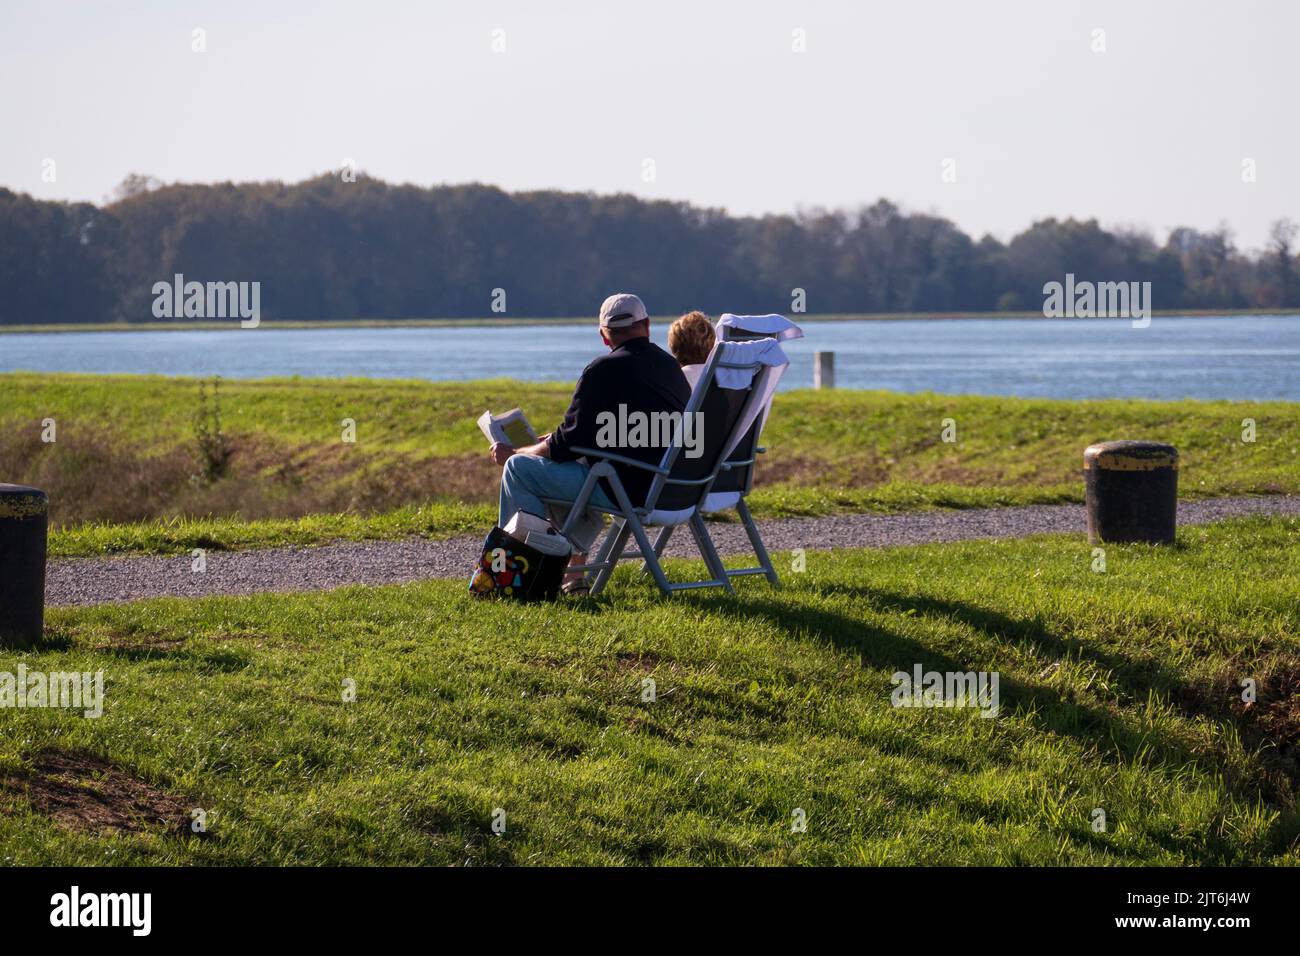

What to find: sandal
left=560, top=579, right=591, bottom=596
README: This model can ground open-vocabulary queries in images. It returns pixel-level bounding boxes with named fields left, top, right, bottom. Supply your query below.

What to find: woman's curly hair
left=667, top=310, right=716, bottom=367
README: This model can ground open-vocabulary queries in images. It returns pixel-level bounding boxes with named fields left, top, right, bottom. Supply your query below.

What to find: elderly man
left=490, top=293, right=690, bottom=594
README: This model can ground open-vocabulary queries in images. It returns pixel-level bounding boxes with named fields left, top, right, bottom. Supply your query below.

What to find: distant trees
left=0, top=175, right=1295, bottom=325
left=1267, top=219, right=1298, bottom=308
left=0, top=190, right=109, bottom=325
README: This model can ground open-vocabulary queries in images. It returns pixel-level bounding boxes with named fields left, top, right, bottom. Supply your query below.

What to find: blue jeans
left=498, top=455, right=615, bottom=553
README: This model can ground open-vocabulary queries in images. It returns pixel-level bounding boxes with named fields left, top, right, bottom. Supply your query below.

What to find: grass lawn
left=2, top=516, right=1296, bottom=865
left=0, top=372, right=1294, bottom=557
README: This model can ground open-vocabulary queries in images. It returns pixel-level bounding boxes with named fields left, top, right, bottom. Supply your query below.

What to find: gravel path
left=46, top=495, right=1300, bottom=607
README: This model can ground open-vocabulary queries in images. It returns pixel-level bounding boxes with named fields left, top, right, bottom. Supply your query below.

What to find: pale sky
left=2, top=0, right=1294, bottom=249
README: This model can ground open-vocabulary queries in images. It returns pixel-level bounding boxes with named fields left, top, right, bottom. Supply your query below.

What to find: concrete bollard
left=813, top=351, right=835, bottom=389
left=1083, top=441, right=1178, bottom=545
left=0, top=484, right=49, bottom=649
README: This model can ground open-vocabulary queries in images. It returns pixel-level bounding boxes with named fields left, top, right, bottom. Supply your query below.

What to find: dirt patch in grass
left=1249, top=661, right=1300, bottom=745
left=159, top=435, right=500, bottom=519
left=90, top=629, right=280, bottom=655
left=209, top=628, right=280, bottom=647
left=1181, top=654, right=1300, bottom=803
left=0, top=420, right=500, bottom=526
left=522, top=655, right=571, bottom=671
left=98, top=639, right=186, bottom=656
left=760, top=454, right=890, bottom=488
left=1233, top=658, right=1300, bottom=789
left=910, top=458, right=1011, bottom=485
left=81, top=625, right=186, bottom=654
left=0, top=424, right=194, bottom=526
left=0, top=750, right=192, bottom=836
left=613, top=651, right=672, bottom=674
left=761, top=452, right=1022, bottom=489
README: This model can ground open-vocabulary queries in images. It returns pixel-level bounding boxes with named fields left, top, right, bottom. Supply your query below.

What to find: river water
left=2, top=314, right=1296, bottom=400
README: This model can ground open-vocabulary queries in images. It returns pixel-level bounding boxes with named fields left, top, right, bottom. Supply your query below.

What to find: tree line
left=1, top=173, right=1296, bottom=325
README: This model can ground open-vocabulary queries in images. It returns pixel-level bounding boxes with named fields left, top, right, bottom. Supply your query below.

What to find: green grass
left=3, top=517, right=1297, bottom=865
left=1, top=372, right=1295, bottom=557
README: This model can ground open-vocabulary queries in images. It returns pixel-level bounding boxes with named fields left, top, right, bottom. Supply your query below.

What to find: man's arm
left=547, top=366, right=603, bottom=462
left=490, top=437, right=549, bottom=465
left=516, top=438, right=550, bottom=458
left=488, top=363, right=601, bottom=466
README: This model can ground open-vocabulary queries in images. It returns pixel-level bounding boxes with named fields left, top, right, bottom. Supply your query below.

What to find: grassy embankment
left=0, top=518, right=1296, bottom=864
left=0, top=372, right=1294, bottom=557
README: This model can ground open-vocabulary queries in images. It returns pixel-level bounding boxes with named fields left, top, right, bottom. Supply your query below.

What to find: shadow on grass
left=699, top=585, right=1297, bottom=860
left=26, top=630, right=74, bottom=652
left=679, top=590, right=1024, bottom=777
left=841, top=585, right=1191, bottom=706
left=574, top=574, right=1172, bottom=763
left=832, top=584, right=1299, bottom=852
left=839, top=584, right=1293, bottom=758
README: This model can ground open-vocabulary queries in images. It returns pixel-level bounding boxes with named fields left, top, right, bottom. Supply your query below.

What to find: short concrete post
left=0, top=484, right=48, bottom=649
left=1083, top=442, right=1178, bottom=545
left=813, top=351, right=835, bottom=389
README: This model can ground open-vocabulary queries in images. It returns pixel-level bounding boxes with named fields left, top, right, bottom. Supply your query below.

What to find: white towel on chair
left=716, top=313, right=805, bottom=342
left=713, top=339, right=788, bottom=464
left=715, top=338, right=788, bottom=390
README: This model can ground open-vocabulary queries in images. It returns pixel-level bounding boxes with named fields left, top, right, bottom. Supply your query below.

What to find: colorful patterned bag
left=468, top=527, right=566, bottom=602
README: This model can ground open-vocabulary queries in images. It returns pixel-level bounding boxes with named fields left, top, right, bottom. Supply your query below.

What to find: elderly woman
left=666, top=310, right=716, bottom=388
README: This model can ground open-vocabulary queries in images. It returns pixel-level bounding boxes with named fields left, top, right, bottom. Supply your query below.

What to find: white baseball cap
left=599, top=293, right=649, bottom=329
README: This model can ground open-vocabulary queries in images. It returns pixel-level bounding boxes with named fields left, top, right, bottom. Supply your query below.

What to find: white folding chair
left=650, top=406, right=778, bottom=586
left=650, top=328, right=793, bottom=587
left=544, top=343, right=786, bottom=596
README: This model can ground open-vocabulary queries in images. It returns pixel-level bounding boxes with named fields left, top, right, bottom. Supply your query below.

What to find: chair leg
left=624, top=516, right=674, bottom=596
left=595, top=469, right=679, bottom=596
left=556, top=469, right=603, bottom=540
left=737, top=498, right=780, bottom=587
left=690, top=512, right=734, bottom=593
left=643, top=524, right=675, bottom=575
left=590, top=518, right=630, bottom=596
left=593, top=516, right=624, bottom=566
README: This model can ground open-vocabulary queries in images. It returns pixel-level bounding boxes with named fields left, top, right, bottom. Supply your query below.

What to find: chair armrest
left=721, top=457, right=756, bottom=471
left=568, top=446, right=671, bottom=476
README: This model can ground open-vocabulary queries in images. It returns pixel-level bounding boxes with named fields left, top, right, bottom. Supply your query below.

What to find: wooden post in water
left=0, top=484, right=48, bottom=649
left=814, top=351, right=835, bottom=389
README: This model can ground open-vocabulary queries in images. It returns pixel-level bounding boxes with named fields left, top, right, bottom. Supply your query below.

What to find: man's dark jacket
left=547, top=337, right=690, bottom=506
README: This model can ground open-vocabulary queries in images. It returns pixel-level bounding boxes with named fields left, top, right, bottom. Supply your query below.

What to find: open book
left=477, top=408, right=538, bottom=448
